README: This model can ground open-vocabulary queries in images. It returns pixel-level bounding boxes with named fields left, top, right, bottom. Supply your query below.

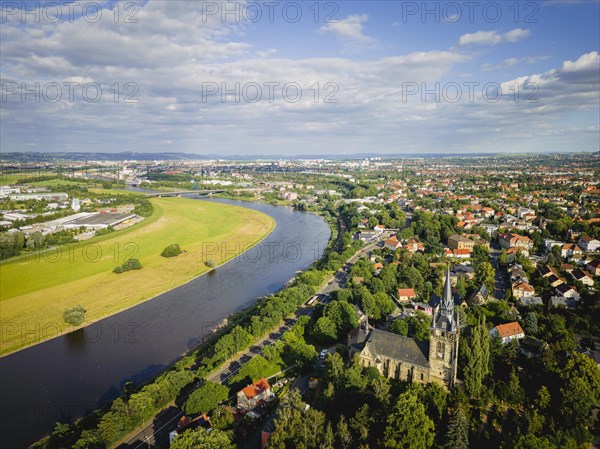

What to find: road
left=490, top=242, right=507, bottom=300
left=115, top=236, right=383, bottom=448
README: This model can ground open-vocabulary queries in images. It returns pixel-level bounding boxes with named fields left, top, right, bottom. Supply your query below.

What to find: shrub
left=113, top=258, right=142, bottom=273
left=122, top=258, right=142, bottom=271
left=205, top=259, right=216, bottom=268
left=161, top=243, right=182, bottom=258
left=63, top=305, right=86, bottom=327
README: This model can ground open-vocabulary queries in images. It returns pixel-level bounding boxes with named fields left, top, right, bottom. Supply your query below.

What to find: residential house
left=555, top=283, right=580, bottom=299
left=517, top=296, right=544, bottom=307
left=489, top=322, right=525, bottom=344
left=549, top=296, right=578, bottom=309
left=447, top=235, right=475, bottom=252
left=498, top=233, right=533, bottom=251
left=586, top=259, right=600, bottom=276
left=384, top=236, right=401, bottom=250
left=538, top=265, right=558, bottom=278
left=512, top=281, right=535, bottom=299
left=237, top=378, right=272, bottom=410
left=403, top=239, right=425, bottom=254
left=572, top=268, right=594, bottom=287
left=397, top=288, right=417, bottom=303
left=467, top=284, right=489, bottom=306
left=414, top=302, right=433, bottom=316
left=561, top=243, right=583, bottom=259
left=578, top=235, right=600, bottom=252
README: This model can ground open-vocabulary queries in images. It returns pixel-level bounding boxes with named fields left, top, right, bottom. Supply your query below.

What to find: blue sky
left=1, top=0, right=598, bottom=155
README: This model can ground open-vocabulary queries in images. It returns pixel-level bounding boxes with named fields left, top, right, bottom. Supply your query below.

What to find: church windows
left=436, top=341, right=445, bottom=359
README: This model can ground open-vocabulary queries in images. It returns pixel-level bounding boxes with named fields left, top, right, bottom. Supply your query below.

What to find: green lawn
left=0, top=197, right=274, bottom=355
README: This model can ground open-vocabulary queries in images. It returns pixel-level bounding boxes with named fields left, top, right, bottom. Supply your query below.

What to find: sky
left=0, top=0, right=599, bottom=156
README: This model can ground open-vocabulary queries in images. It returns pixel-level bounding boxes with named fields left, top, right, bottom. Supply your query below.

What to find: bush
left=205, top=259, right=216, bottom=268
left=122, top=258, right=142, bottom=271
left=161, top=243, right=182, bottom=258
left=63, top=305, right=86, bottom=327
left=113, top=258, right=142, bottom=273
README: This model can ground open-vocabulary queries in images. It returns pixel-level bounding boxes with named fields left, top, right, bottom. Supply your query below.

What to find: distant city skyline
left=1, top=0, right=599, bottom=154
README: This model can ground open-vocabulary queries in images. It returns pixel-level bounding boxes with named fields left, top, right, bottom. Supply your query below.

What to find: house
left=549, top=296, right=578, bottom=309
left=512, top=281, right=535, bottom=299
left=509, top=264, right=529, bottom=283
left=450, top=264, right=475, bottom=283
left=572, top=268, right=594, bottom=286
left=498, top=232, right=533, bottom=251
left=414, top=302, right=433, bottom=316
left=547, top=274, right=563, bottom=288
left=561, top=243, right=583, bottom=259
left=237, top=378, right=272, bottom=410
left=445, top=248, right=471, bottom=259
left=467, top=284, right=489, bottom=306
left=519, top=336, right=548, bottom=358
left=384, top=236, right=401, bottom=250
left=555, top=283, right=580, bottom=299
left=169, top=414, right=212, bottom=445
left=403, top=239, right=425, bottom=254
left=447, top=235, right=475, bottom=252
left=397, top=288, right=417, bottom=303
left=517, top=296, right=544, bottom=307
left=506, top=246, right=529, bottom=260
left=489, top=322, right=525, bottom=344
left=586, top=259, right=600, bottom=276
left=578, top=235, right=600, bottom=252
left=538, top=265, right=558, bottom=278
left=374, top=224, right=386, bottom=231
left=373, top=262, right=384, bottom=272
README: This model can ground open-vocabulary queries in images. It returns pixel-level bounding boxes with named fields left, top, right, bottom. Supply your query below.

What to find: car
left=319, top=349, right=328, bottom=359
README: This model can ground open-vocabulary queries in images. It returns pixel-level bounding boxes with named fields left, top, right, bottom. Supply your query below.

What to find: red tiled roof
left=397, top=288, right=416, bottom=297
left=493, top=322, right=524, bottom=338
left=242, top=378, right=270, bottom=399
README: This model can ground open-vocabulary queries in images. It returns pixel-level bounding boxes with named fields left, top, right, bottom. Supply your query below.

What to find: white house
left=489, top=322, right=525, bottom=345
left=578, top=235, right=600, bottom=252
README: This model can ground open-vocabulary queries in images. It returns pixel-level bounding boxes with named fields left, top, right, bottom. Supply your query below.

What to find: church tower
left=429, top=267, right=460, bottom=388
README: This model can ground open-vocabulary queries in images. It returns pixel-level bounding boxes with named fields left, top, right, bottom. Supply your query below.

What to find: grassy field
left=0, top=197, right=274, bottom=355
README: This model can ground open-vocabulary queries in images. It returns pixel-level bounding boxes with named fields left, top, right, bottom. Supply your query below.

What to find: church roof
left=363, top=329, right=430, bottom=368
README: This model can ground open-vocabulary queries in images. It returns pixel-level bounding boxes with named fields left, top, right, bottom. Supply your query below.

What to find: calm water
left=0, top=198, right=330, bottom=449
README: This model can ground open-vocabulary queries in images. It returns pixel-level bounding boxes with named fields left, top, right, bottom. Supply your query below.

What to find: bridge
left=146, top=190, right=224, bottom=197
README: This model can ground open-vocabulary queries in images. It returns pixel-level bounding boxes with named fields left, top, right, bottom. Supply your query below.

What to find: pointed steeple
left=434, top=266, right=455, bottom=331
left=440, top=266, right=454, bottom=318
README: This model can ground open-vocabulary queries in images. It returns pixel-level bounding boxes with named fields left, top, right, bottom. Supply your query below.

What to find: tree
left=337, top=415, right=353, bottom=449
left=383, top=388, right=434, bottom=449
left=498, top=249, right=508, bottom=266
left=161, top=243, right=182, bottom=258
left=463, top=318, right=490, bottom=398
left=313, top=316, right=338, bottom=343
left=170, top=428, right=235, bottom=449
left=350, top=404, right=372, bottom=442
left=472, top=244, right=489, bottom=270
left=523, top=312, right=538, bottom=335
left=475, top=262, right=495, bottom=293
left=444, top=407, right=469, bottom=449
left=63, top=305, right=86, bottom=326
left=183, top=381, right=229, bottom=415
left=323, top=300, right=359, bottom=335
left=514, top=434, right=556, bottom=449
left=559, top=352, right=600, bottom=426
left=324, top=352, right=345, bottom=387
left=389, top=319, right=409, bottom=336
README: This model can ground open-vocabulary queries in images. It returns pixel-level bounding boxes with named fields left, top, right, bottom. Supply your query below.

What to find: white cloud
left=561, top=51, right=599, bottom=72
left=459, top=28, right=530, bottom=46
left=319, top=14, right=377, bottom=45
left=482, top=55, right=550, bottom=71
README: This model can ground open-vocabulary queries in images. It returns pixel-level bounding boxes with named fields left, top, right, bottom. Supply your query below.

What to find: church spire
left=441, top=266, right=454, bottom=318
left=434, top=266, right=455, bottom=331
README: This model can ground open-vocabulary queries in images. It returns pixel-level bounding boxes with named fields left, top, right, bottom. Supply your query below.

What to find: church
left=348, top=268, right=459, bottom=389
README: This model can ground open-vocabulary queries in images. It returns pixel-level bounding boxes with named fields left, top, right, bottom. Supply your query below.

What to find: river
left=0, top=198, right=331, bottom=449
